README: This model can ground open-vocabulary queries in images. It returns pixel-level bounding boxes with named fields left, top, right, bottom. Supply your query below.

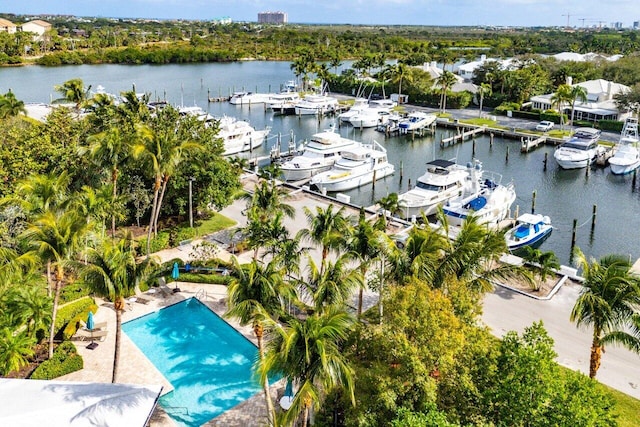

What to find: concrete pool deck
left=59, top=281, right=284, bottom=426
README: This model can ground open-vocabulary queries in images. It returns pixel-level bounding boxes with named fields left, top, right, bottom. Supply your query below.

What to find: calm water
left=122, top=298, right=261, bottom=426
left=1, top=62, right=639, bottom=265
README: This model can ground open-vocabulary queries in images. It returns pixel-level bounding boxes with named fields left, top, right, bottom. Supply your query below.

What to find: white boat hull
left=222, top=129, right=268, bottom=156
left=610, top=159, right=640, bottom=175
left=281, top=164, right=333, bottom=181
left=311, top=164, right=395, bottom=192
left=553, top=154, right=595, bottom=169
left=398, top=189, right=462, bottom=219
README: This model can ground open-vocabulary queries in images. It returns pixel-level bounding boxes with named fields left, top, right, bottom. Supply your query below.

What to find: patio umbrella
left=171, top=262, right=181, bottom=293
left=86, top=311, right=98, bottom=350
left=279, top=379, right=294, bottom=410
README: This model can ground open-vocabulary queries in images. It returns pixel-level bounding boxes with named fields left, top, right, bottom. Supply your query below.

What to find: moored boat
left=216, top=116, right=270, bottom=156
left=504, top=213, right=553, bottom=252
left=442, top=161, right=516, bottom=227
left=310, top=141, right=394, bottom=192
left=399, top=111, right=437, bottom=133
left=229, top=91, right=273, bottom=105
left=397, top=159, right=470, bottom=219
left=294, top=93, right=339, bottom=116
left=609, top=117, right=640, bottom=175
left=280, top=127, right=360, bottom=181
left=553, top=127, right=603, bottom=169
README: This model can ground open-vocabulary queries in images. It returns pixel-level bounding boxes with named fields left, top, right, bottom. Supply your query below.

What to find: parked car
left=536, top=120, right=554, bottom=132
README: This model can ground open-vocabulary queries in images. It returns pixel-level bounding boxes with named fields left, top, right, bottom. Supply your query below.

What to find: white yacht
left=553, top=127, right=603, bottom=169
left=349, top=108, right=392, bottom=128
left=399, top=111, right=437, bottom=133
left=609, top=118, right=640, bottom=176
left=216, top=116, right=270, bottom=156
left=397, top=159, right=470, bottom=219
left=280, top=127, right=360, bottom=181
left=229, top=91, right=272, bottom=105
left=337, top=98, right=369, bottom=122
left=294, top=94, right=339, bottom=116
left=310, top=141, right=394, bottom=192
left=442, top=161, right=516, bottom=227
left=266, top=92, right=301, bottom=115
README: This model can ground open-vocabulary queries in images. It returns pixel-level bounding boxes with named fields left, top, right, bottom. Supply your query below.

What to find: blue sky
left=2, top=0, right=638, bottom=27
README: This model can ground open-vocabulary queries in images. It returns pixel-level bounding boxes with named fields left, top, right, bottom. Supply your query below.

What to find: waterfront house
left=21, top=20, right=52, bottom=41
left=0, top=18, right=17, bottom=34
left=416, top=62, right=478, bottom=94
left=530, top=77, right=630, bottom=122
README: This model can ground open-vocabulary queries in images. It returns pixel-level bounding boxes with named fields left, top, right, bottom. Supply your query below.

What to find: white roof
left=0, top=379, right=162, bottom=427
left=552, top=51, right=623, bottom=62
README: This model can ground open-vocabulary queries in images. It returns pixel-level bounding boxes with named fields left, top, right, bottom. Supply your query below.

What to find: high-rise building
left=258, top=11, right=288, bottom=24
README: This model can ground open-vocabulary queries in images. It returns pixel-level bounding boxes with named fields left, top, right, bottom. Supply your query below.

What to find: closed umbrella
left=279, top=379, right=294, bottom=410
left=171, top=262, right=181, bottom=293
left=86, top=311, right=98, bottom=350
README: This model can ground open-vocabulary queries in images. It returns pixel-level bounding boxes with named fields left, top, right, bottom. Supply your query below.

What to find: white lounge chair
left=73, top=329, right=108, bottom=342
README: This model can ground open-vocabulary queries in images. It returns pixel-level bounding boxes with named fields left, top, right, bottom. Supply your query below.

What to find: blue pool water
left=123, top=298, right=261, bottom=426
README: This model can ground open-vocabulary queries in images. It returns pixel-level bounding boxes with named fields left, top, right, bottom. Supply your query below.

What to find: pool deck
left=59, top=280, right=286, bottom=426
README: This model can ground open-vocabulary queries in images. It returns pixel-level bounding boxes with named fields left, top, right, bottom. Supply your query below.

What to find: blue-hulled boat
left=505, top=213, right=553, bottom=252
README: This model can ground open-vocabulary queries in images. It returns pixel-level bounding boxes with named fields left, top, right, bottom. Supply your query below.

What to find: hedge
left=30, top=341, right=83, bottom=380
left=55, top=297, right=97, bottom=340
left=596, top=120, right=624, bottom=133
left=60, top=281, right=93, bottom=305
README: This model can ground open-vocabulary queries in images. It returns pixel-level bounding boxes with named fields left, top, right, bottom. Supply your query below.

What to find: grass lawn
left=601, top=384, right=640, bottom=427
left=137, top=212, right=236, bottom=253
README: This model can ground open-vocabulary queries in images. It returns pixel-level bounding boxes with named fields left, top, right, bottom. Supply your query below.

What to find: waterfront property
left=123, top=298, right=263, bottom=427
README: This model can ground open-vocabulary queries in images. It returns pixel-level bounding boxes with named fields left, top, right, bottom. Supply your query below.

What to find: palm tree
left=569, top=85, right=588, bottom=125
left=0, top=328, right=35, bottom=376
left=436, top=71, right=458, bottom=113
left=570, top=249, right=640, bottom=378
left=376, top=193, right=401, bottom=225
left=9, top=171, right=71, bottom=218
left=346, top=210, right=383, bottom=318
left=387, top=62, right=411, bottom=98
left=243, top=211, right=289, bottom=260
left=22, top=209, right=90, bottom=359
left=133, top=107, right=203, bottom=255
left=551, top=84, right=572, bottom=131
left=9, top=283, right=52, bottom=337
left=298, top=205, right=349, bottom=275
left=329, top=52, right=342, bottom=75
left=259, top=308, right=356, bottom=427
left=477, top=83, right=492, bottom=117
left=80, top=234, right=157, bottom=382
left=54, top=78, right=90, bottom=110
left=521, top=247, right=560, bottom=291
left=81, top=125, right=133, bottom=238
left=300, top=254, right=362, bottom=313
left=242, top=179, right=295, bottom=222
left=0, top=91, right=26, bottom=119
left=225, top=258, right=295, bottom=425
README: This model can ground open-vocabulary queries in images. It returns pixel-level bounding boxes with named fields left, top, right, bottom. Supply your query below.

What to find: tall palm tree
left=298, top=205, right=349, bottom=275
left=346, top=210, right=383, bottom=318
left=81, top=125, right=133, bottom=238
left=80, top=234, right=157, bottom=382
left=133, top=107, right=203, bottom=255
left=436, top=71, right=458, bottom=113
left=551, top=84, right=573, bottom=131
left=259, top=308, right=356, bottom=427
left=570, top=249, right=640, bottom=378
left=477, top=83, right=492, bottom=117
left=22, top=209, right=90, bottom=358
left=329, top=52, right=342, bottom=75
left=243, top=211, right=289, bottom=261
left=569, top=85, right=588, bottom=125
left=225, top=258, right=295, bottom=425
left=386, top=62, right=411, bottom=98
left=243, top=179, right=295, bottom=222
left=8, top=172, right=71, bottom=218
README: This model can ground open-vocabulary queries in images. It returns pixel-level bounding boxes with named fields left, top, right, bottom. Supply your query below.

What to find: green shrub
left=55, top=297, right=96, bottom=340
left=511, top=110, right=541, bottom=120
left=597, top=120, right=624, bottom=132
left=495, top=102, right=522, bottom=113
left=30, top=341, right=83, bottom=380
left=62, top=303, right=98, bottom=340
left=60, top=281, right=93, bottom=304
left=540, top=111, right=567, bottom=124
left=176, top=273, right=233, bottom=285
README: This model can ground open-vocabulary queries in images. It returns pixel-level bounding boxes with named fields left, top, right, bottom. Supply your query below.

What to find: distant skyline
left=2, top=0, right=639, bottom=28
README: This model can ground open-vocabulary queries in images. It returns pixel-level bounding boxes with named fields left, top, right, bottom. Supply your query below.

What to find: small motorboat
left=609, top=117, right=640, bottom=175
left=504, top=213, right=553, bottom=252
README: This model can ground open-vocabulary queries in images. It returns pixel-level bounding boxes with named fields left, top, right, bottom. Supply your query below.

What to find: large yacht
left=397, top=159, right=470, bottom=219
left=609, top=118, right=640, bottom=175
left=280, top=127, right=360, bottom=181
left=553, top=127, right=603, bottom=169
left=294, top=94, right=339, bottom=116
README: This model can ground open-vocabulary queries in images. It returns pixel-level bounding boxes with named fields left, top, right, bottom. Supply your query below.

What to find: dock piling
left=531, top=190, right=536, bottom=214
left=571, top=219, right=578, bottom=252
left=591, top=204, right=597, bottom=232
left=506, top=146, right=509, bottom=162
left=544, top=152, right=548, bottom=171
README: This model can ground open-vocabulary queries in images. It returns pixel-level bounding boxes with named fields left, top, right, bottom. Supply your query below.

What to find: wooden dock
left=520, top=135, right=547, bottom=153
left=441, top=125, right=486, bottom=145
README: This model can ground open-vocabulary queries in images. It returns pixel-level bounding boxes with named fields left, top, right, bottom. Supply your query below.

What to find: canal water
left=2, top=62, right=639, bottom=265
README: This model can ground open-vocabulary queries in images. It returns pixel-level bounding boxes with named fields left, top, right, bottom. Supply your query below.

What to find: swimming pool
left=123, top=298, right=261, bottom=426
